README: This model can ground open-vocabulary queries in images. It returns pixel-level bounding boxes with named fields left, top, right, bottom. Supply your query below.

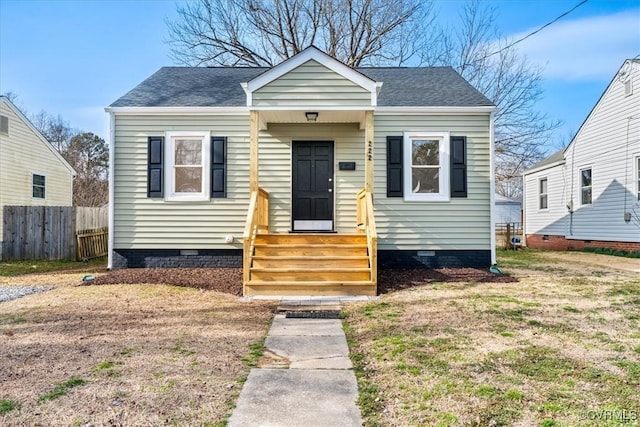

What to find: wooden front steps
left=244, top=233, right=376, bottom=296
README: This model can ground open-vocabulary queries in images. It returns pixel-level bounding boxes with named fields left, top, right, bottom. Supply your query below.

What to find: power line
left=482, top=0, right=589, bottom=61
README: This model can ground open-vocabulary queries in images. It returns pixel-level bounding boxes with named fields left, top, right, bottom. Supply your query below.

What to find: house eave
left=105, top=106, right=250, bottom=115
left=374, top=106, right=497, bottom=114
left=523, top=160, right=566, bottom=176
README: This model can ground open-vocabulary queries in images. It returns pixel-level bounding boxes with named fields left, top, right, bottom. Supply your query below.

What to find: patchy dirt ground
left=343, top=251, right=640, bottom=427
left=0, top=273, right=276, bottom=426
left=89, top=266, right=516, bottom=296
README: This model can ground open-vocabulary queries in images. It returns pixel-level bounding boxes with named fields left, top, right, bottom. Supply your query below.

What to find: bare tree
left=167, top=0, right=435, bottom=66
left=429, top=1, right=560, bottom=198
left=167, top=0, right=560, bottom=198
left=63, top=132, right=109, bottom=207
left=30, top=110, right=75, bottom=152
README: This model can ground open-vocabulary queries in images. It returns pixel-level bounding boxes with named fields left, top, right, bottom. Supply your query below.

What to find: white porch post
left=250, top=110, right=259, bottom=192
left=364, top=110, right=374, bottom=192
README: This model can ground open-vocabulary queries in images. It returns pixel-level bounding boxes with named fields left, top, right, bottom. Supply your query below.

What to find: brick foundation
left=112, top=249, right=242, bottom=268
left=526, top=235, right=640, bottom=252
left=378, top=250, right=491, bottom=268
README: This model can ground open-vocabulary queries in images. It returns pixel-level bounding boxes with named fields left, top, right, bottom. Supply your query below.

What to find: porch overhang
left=254, top=109, right=372, bottom=130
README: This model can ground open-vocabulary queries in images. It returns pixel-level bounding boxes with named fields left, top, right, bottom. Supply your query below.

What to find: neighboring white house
left=494, top=194, right=521, bottom=225
left=523, top=59, right=640, bottom=252
left=0, top=96, right=76, bottom=259
left=106, top=46, right=497, bottom=296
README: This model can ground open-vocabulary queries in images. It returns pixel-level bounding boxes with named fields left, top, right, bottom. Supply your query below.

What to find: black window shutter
left=147, top=136, right=164, bottom=198
left=386, top=136, right=403, bottom=197
left=211, top=136, right=227, bottom=198
left=450, top=136, right=467, bottom=198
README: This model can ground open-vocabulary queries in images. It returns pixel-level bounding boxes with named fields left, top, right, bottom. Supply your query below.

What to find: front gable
left=243, top=46, right=380, bottom=109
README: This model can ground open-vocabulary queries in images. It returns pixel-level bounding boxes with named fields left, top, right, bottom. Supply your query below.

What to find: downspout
left=489, top=111, right=497, bottom=264
left=521, top=170, right=527, bottom=247
left=107, top=112, right=115, bottom=270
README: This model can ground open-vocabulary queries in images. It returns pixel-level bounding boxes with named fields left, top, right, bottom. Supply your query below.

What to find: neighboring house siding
left=374, top=114, right=492, bottom=251
left=252, top=59, right=371, bottom=107
left=0, top=101, right=73, bottom=253
left=523, top=164, right=568, bottom=237
left=524, top=61, right=640, bottom=245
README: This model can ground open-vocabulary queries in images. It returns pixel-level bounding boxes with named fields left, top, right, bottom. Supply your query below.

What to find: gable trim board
left=106, top=48, right=496, bottom=273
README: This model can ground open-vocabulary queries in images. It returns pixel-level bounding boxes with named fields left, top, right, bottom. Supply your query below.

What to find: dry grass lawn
left=0, top=267, right=276, bottom=426
left=344, top=250, right=640, bottom=427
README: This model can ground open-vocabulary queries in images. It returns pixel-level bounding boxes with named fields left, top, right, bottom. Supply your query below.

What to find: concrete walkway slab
left=269, top=316, right=345, bottom=336
left=265, top=335, right=352, bottom=369
left=228, top=305, right=363, bottom=426
left=228, top=369, right=361, bottom=427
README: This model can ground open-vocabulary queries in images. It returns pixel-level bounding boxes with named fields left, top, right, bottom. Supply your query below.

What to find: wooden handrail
left=243, top=187, right=269, bottom=289
left=356, top=188, right=377, bottom=286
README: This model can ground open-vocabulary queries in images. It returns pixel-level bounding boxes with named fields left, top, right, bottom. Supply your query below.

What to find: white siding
left=0, top=101, right=74, bottom=255
left=523, top=164, right=569, bottom=236
left=524, top=60, right=640, bottom=243
left=373, top=114, right=492, bottom=250
left=253, top=60, right=371, bottom=107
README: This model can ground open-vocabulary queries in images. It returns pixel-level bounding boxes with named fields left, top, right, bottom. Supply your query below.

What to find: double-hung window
left=580, top=168, right=592, bottom=205
left=539, top=177, right=548, bottom=209
left=636, top=156, right=640, bottom=201
left=165, top=131, right=210, bottom=201
left=32, top=174, right=46, bottom=199
left=403, top=132, right=450, bottom=201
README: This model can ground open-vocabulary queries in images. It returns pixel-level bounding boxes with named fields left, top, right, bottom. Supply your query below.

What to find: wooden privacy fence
left=2, top=206, right=108, bottom=261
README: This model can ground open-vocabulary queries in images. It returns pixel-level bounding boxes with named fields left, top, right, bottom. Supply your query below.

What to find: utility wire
left=480, top=0, right=589, bottom=61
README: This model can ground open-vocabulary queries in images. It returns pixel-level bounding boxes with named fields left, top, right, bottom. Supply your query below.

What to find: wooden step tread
left=252, top=256, right=369, bottom=260
left=251, top=267, right=371, bottom=272
left=248, top=280, right=373, bottom=286
left=254, top=244, right=367, bottom=248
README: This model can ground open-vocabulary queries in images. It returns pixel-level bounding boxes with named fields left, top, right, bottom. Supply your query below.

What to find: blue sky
left=1, top=0, right=639, bottom=154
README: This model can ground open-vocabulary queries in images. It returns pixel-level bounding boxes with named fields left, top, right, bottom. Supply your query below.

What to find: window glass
left=33, top=174, right=45, bottom=199
left=403, top=132, right=449, bottom=201
left=174, top=139, right=203, bottom=193
left=539, top=178, right=548, bottom=209
left=165, top=132, right=210, bottom=201
left=581, top=168, right=592, bottom=205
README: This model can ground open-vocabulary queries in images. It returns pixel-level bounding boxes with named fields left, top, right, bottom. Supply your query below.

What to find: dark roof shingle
left=110, top=66, right=493, bottom=108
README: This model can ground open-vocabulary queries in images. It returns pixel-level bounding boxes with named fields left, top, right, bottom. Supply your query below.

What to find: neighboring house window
left=625, top=78, right=633, bottom=97
left=539, top=177, right=548, bottom=209
left=165, top=131, right=210, bottom=201
left=637, top=156, right=640, bottom=201
left=580, top=168, right=592, bottom=205
left=32, top=174, right=46, bottom=199
left=0, top=114, right=8, bottom=134
left=403, top=131, right=450, bottom=201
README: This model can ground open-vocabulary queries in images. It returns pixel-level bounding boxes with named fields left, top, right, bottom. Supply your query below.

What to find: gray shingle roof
left=526, top=149, right=565, bottom=173
left=109, top=66, right=493, bottom=108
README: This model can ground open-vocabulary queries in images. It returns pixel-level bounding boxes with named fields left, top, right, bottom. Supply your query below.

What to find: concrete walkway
left=229, top=297, right=374, bottom=427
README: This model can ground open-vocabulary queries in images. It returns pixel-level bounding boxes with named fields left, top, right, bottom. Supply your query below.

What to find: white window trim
left=403, top=131, right=450, bottom=202
left=636, top=155, right=640, bottom=201
left=165, top=131, right=210, bottom=202
left=538, top=176, right=548, bottom=210
left=32, top=172, right=46, bottom=200
left=579, top=166, right=593, bottom=205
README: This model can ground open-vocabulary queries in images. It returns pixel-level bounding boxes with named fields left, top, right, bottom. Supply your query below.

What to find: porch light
left=305, top=112, right=318, bottom=122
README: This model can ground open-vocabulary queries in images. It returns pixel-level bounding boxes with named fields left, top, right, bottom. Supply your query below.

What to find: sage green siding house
left=106, top=47, right=496, bottom=296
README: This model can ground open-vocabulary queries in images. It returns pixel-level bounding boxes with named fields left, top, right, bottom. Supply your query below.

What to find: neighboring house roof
left=524, top=148, right=566, bottom=175
left=0, top=96, right=76, bottom=176
left=109, top=57, right=493, bottom=108
left=495, top=193, right=522, bottom=205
